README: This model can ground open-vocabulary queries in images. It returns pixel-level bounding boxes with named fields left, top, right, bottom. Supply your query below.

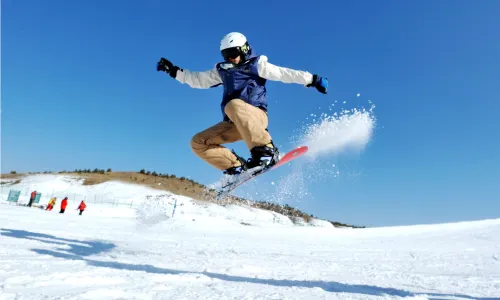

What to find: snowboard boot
left=246, top=142, right=280, bottom=171
left=223, top=150, right=248, bottom=176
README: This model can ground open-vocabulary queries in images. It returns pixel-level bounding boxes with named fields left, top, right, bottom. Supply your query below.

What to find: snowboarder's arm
left=175, top=66, right=223, bottom=89
left=257, top=56, right=314, bottom=86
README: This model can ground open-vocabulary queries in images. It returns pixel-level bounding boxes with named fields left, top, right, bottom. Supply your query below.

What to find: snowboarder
left=156, top=32, right=328, bottom=177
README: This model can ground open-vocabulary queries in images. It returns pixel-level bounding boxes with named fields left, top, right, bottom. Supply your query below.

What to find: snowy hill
left=1, top=191, right=499, bottom=299
left=0, top=173, right=335, bottom=228
left=1, top=174, right=500, bottom=299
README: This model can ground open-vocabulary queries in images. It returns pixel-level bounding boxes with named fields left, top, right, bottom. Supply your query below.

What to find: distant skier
left=28, top=191, right=36, bottom=207
left=46, top=197, right=56, bottom=211
left=77, top=200, right=86, bottom=215
left=156, top=32, right=328, bottom=177
left=59, top=197, right=68, bottom=214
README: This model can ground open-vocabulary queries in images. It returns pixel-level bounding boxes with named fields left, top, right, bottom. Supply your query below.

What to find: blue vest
left=216, top=54, right=267, bottom=121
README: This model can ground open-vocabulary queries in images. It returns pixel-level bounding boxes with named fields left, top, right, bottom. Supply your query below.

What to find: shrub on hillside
left=330, top=221, right=365, bottom=228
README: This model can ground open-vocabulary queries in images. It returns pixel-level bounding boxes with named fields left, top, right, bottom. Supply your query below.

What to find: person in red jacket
left=28, top=191, right=36, bottom=207
left=59, top=197, right=68, bottom=214
left=77, top=201, right=86, bottom=215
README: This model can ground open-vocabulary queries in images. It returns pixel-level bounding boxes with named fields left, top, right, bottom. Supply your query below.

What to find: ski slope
left=1, top=176, right=499, bottom=299
left=0, top=174, right=330, bottom=226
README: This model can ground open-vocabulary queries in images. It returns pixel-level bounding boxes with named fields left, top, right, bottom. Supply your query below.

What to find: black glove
left=156, top=57, right=180, bottom=78
left=307, top=74, right=328, bottom=94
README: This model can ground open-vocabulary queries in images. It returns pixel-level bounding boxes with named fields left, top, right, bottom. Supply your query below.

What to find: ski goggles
left=221, top=47, right=240, bottom=60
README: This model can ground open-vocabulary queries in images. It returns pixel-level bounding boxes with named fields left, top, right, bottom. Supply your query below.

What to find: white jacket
left=174, top=55, right=314, bottom=89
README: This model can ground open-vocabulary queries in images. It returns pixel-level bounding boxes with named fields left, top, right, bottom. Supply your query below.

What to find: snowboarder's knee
left=190, top=134, right=201, bottom=148
left=190, top=133, right=208, bottom=152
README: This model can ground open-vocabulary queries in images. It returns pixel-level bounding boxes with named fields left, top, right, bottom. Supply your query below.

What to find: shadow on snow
left=1, top=228, right=495, bottom=300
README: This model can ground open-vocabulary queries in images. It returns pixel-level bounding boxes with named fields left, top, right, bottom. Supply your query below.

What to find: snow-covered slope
left=1, top=174, right=499, bottom=299
left=0, top=174, right=330, bottom=227
left=0, top=203, right=499, bottom=299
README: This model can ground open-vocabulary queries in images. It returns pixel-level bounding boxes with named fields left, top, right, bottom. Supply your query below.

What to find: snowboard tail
left=215, top=146, right=308, bottom=200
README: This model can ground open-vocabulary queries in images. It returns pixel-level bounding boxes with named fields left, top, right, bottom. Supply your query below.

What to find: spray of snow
left=292, top=101, right=376, bottom=159
left=264, top=98, right=377, bottom=206
left=135, top=193, right=178, bottom=228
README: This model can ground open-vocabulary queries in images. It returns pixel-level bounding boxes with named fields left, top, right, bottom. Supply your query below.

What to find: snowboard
left=215, top=146, right=308, bottom=200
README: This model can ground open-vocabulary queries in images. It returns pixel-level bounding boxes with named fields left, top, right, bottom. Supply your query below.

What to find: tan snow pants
left=190, top=99, right=272, bottom=170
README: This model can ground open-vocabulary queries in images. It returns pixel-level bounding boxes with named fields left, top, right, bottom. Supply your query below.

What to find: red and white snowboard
left=216, top=146, right=308, bottom=200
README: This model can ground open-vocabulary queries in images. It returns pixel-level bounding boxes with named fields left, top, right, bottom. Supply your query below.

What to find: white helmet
left=220, top=32, right=252, bottom=61
left=220, top=32, right=247, bottom=51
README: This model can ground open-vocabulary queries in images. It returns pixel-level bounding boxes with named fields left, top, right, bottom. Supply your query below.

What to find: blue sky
left=3, top=0, right=500, bottom=227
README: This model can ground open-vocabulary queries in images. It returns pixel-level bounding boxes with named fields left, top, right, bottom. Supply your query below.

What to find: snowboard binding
left=215, top=145, right=308, bottom=201
left=246, top=141, right=280, bottom=170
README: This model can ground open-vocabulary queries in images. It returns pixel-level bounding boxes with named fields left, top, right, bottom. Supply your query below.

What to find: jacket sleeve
left=174, top=65, right=223, bottom=89
left=257, top=56, right=314, bottom=86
